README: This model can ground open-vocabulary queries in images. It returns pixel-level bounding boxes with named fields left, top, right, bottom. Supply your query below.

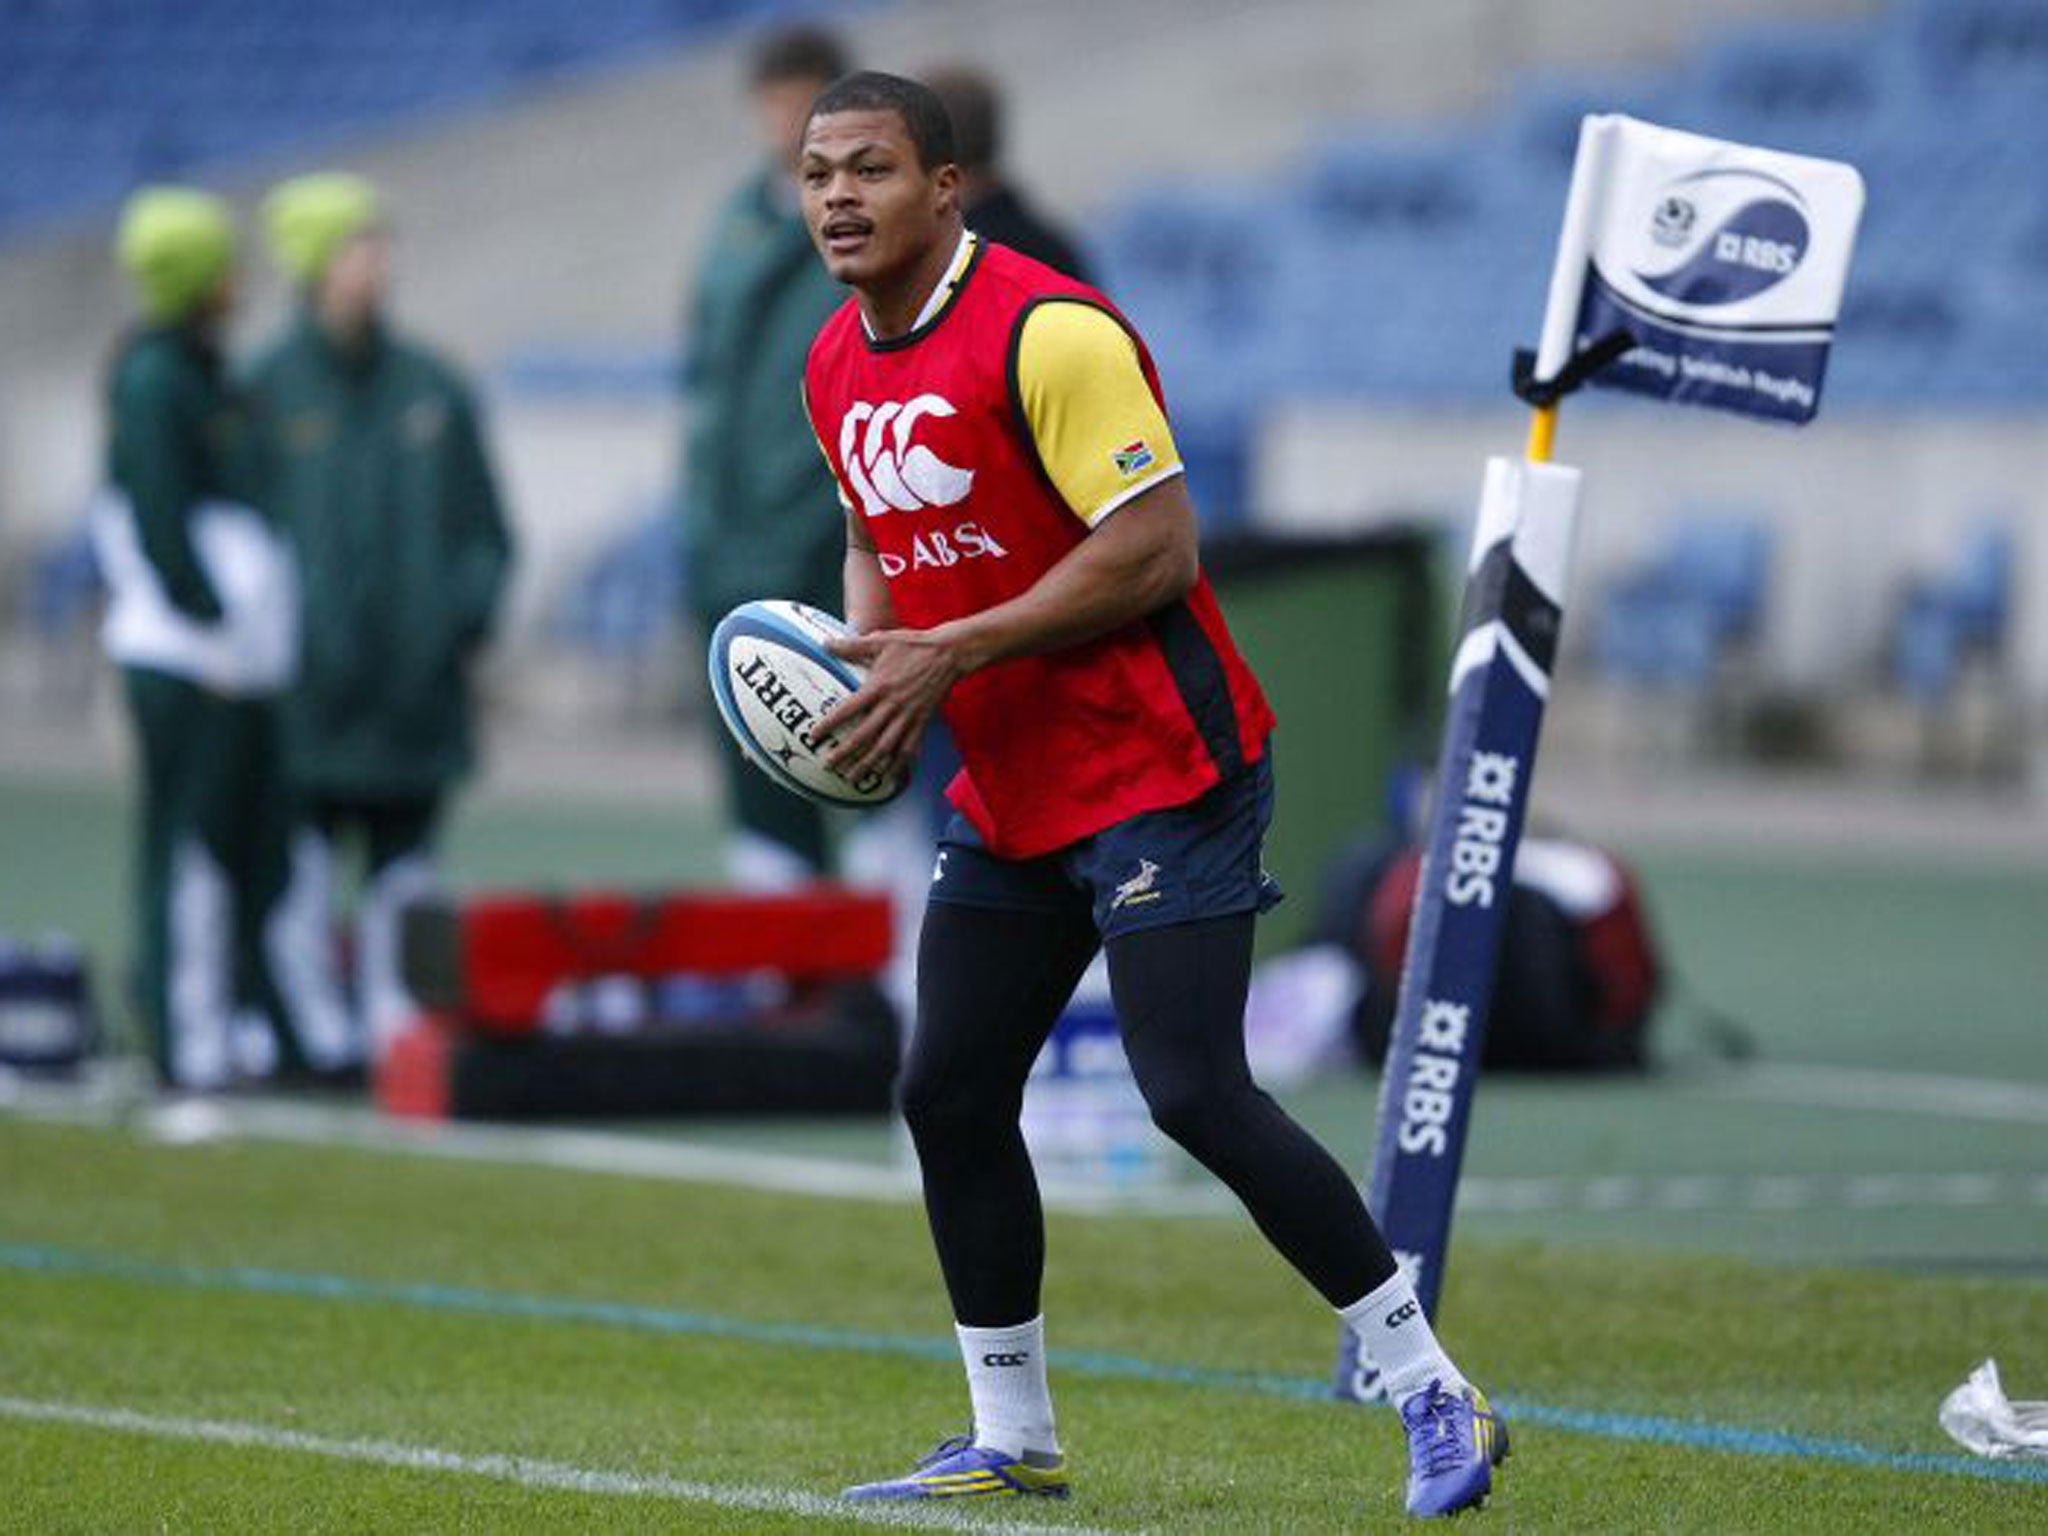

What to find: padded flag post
left=1332, top=110, right=1862, bottom=1403
left=1331, top=448, right=1582, bottom=1403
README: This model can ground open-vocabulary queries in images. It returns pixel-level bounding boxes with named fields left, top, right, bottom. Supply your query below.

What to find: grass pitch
left=3, top=1114, right=2044, bottom=1532
left=3, top=767, right=2046, bottom=1526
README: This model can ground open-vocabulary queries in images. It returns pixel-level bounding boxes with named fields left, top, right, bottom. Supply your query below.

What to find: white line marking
left=1458, top=1171, right=2048, bottom=1215
left=9, top=1066, right=2048, bottom=1220
left=1653, top=1176, right=1727, bottom=1210
left=16, top=1078, right=1224, bottom=1213
left=1933, top=1173, right=2001, bottom=1206
left=1581, top=1176, right=1642, bottom=1211
left=1703, top=1062, right=2048, bottom=1125
left=0, top=1397, right=1114, bottom=1534
left=143, top=1093, right=926, bottom=1204
left=1746, top=1176, right=1812, bottom=1211
left=1469, top=1176, right=1565, bottom=1213
left=1845, top=1175, right=1911, bottom=1208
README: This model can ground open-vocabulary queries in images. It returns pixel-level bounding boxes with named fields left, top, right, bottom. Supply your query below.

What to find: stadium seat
left=1887, top=520, right=2015, bottom=707
left=552, top=507, right=684, bottom=668
left=0, top=0, right=874, bottom=235
left=13, top=0, right=2048, bottom=417
left=1594, top=514, right=1773, bottom=690
left=1303, top=134, right=1482, bottom=235
left=9, top=519, right=103, bottom=656
left=6, top=519, right=105, bottom=707
left=1093, top=188, right=1305, bottom=499
left=1907, top=0, right=2048, bottom=92
left=540, top=502, right=693, bottom=725
left=1686, top=22, right=1885, bottom=129
left=1079, top=0, right=2048, bottom=414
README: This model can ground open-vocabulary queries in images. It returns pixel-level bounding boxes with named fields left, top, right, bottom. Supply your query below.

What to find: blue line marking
left=3, top=1240, right=2043, bottom=1488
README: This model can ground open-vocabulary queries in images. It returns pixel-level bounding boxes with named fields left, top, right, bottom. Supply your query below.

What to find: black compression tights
left=900, top=902, right=1398, bottom=1327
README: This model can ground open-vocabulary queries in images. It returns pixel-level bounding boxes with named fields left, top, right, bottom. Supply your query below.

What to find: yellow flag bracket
left=1510, top=326, right=1636, bottom=410
left=1513, top=326, right=1634, bottom=464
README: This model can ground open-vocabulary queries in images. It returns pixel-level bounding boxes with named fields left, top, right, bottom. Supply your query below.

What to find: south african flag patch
left=1112, top=439, right=1156, bottom=477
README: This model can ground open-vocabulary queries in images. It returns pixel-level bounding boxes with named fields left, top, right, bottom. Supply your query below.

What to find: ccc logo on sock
left=982, top=1352, right=1031, bottom=1368
left=1385, top=1301, right=1420, bottom=1328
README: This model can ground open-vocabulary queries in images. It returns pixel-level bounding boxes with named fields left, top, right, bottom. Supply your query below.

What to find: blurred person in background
left=247, top=172, right=513, bottom=1063
left=678, top=23, right=855, bottom=889
left=96, top=187, right=349, bottom=1091
left=924, top=64, right=1091, bottom=284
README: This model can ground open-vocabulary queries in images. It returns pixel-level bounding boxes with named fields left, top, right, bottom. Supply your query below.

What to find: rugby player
left=801, top=72, right=1508, bottom=1519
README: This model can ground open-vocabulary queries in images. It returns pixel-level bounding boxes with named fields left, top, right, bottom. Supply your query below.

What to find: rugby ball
left=707, top=599, right=908, bottom=808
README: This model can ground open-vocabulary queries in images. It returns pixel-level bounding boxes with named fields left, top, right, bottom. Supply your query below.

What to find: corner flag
left=1334, top=114, right=1863, bottom=1403
left=1540, top=114, right=1866, bottom=424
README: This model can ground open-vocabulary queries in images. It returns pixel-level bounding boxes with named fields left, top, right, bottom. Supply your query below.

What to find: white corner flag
left=1334, top=114, right=1864, bottom=1403
left=1537, top=113, right=1866, bottom=424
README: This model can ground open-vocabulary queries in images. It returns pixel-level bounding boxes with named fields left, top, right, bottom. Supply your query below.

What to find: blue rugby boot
left=1400, top=1379, right=1509, bottom=1518
left=841, top=1433, right=1070, bottom=1502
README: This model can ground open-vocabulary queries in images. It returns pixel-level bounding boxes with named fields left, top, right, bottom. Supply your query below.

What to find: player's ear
left=932, top=162, right=962, bottom=217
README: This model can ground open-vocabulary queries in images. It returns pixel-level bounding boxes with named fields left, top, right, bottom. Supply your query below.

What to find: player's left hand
left=819, top=628, right=964, bottom=787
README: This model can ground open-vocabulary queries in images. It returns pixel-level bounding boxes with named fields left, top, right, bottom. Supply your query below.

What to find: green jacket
left=106, top=325, right=261, bottom=621
left=679, top=169, right=848, bottom=620
left=245, top=316, right=513, bottom=797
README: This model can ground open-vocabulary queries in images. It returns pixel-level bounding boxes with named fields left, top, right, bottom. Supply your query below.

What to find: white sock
left=956, top=1316, right=1058, bottom=1458
left=1338, top=1270, right=1469, bottom=1407
left=358, top=853, right=437, bottom=1057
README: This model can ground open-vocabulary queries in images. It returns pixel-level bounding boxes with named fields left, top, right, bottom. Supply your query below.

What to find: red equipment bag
left=378, top=887, right=899, bottom=1120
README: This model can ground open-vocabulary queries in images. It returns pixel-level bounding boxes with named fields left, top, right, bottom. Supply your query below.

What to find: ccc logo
left=981, top=1352, right=1031, bottom=1368
left=838, top=395, right=974, bottom=518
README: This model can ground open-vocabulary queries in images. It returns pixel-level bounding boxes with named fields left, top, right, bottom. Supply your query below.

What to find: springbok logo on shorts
left=838, top=395, right=974, bottom=517
left=1111, top=857, right=1163, bottom=911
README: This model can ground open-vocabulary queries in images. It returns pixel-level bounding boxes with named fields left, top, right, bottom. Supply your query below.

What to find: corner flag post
left=1333, top=114, right=1863, bottom=1402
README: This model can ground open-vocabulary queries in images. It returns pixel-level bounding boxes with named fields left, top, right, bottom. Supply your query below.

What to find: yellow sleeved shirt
left=1012, top=301, right=1185, bottom=528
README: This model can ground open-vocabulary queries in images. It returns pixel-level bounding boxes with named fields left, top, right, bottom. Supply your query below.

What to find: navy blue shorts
left=927, top=751, right=1284, bottom=940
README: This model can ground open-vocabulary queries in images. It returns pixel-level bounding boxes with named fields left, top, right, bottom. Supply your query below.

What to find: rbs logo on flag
left=1563, top=116, right=1864, bottom=425
left=1634, top=172, right=1811, bottom=306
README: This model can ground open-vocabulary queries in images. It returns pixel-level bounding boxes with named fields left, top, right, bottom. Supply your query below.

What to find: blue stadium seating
left=1594, top=515, right=1774, bottom=689
left=1089, top=0, right=2048, bottom=411
left=1888, top=519, right=2015, bottom=704
left=20, top=522, right=104, bottom=644
left=552, top=507, right=685, bottom=665
left=11, top=1, right=2048, bottom=409
left=0, top=0, right=856, bottom=236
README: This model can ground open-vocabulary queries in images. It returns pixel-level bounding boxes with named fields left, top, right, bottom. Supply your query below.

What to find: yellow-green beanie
left=262, top=172, right=382, bottom=283
left=115, top=187, right=236, bottom=322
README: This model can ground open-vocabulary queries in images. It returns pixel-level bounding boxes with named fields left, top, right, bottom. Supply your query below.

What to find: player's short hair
left=924, top=66, right=1000, bottom=171
left=750, top=24, right=850, bottom=89
left=807, top=71, right=957, bottom=171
